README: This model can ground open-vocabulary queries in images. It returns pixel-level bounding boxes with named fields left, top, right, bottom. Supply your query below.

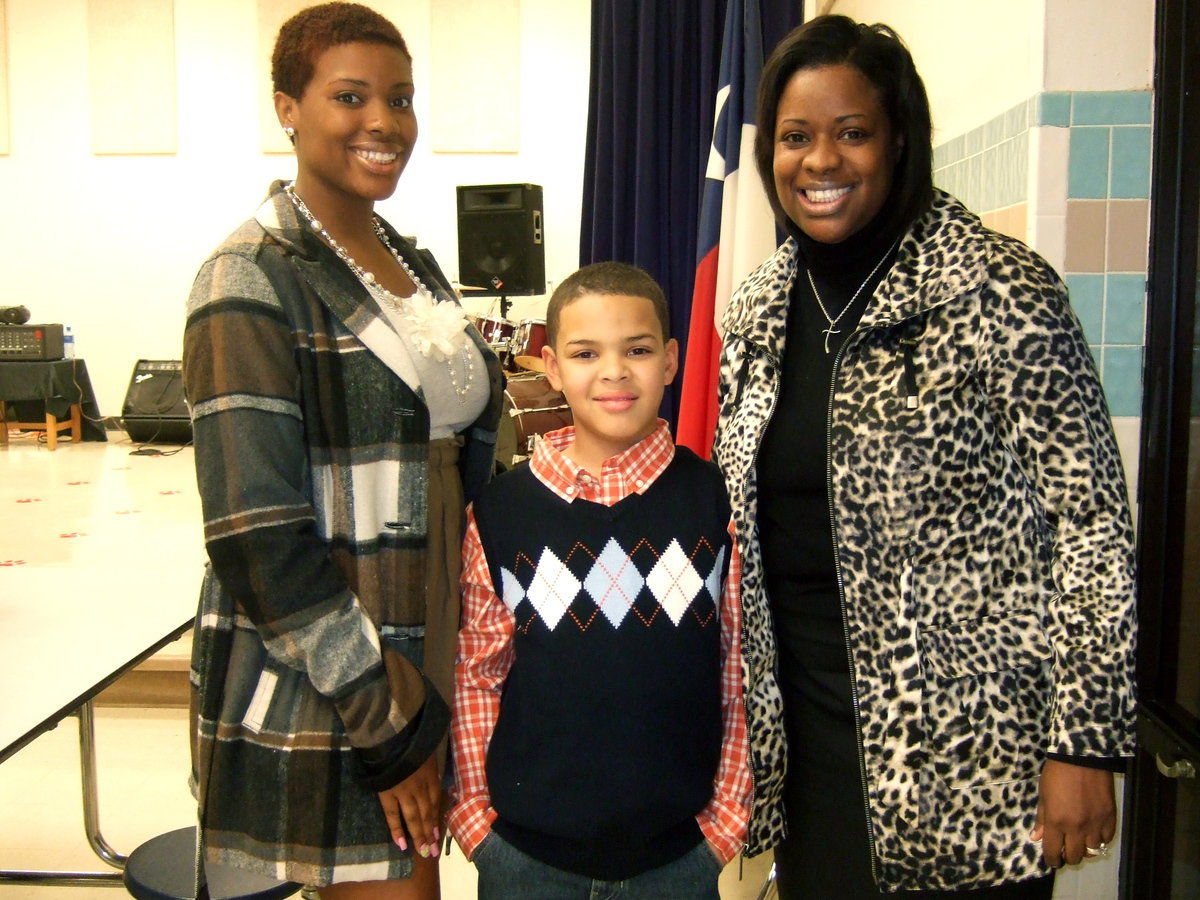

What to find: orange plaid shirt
left=448, top=421, right=752, bottom=865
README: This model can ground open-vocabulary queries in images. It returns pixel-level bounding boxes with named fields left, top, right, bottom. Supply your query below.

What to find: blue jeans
left=474, top=831, right=722, bottom=900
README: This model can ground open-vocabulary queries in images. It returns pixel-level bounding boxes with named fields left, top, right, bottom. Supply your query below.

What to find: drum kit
left=469, top=312, right=572, bottom=468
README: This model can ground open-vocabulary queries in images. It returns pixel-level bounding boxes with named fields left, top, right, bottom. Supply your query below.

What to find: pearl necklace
left=285, top=183, right=475, bottom=400
left=805, top=237, right=900, bottom=354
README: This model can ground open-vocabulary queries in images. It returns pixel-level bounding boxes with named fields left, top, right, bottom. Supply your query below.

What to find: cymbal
left=513, top=355, right=546, bottom=373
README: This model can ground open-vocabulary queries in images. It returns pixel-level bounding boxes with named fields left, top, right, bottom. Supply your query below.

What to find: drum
left=495, top=374, right=573, bottom=468
left=511, top=318, right=549, bottom=372
left=470, top=314, right=516, bottom=369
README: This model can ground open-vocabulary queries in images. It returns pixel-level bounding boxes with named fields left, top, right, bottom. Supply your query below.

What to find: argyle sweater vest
left=471, top=447, right=732, bottom=880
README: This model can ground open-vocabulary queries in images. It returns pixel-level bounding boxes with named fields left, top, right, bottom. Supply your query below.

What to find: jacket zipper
left=900, top=337, right=921, bottom=409
left=827, top=329, right=881, bottom=885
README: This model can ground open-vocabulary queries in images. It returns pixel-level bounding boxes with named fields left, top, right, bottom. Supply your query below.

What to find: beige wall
left=814, top=0, right=1153, bottom=139
left=813, top=0, right=1046, bottom=141
left=1044, top=0, right=1154, bottom=91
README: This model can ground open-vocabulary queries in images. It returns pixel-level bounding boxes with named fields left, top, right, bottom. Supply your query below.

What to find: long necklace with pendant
left=806, top=238, right=900, bottom=354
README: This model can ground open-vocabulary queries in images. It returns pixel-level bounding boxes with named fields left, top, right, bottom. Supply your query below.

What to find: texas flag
left=676, top=0, right=784, bottom=458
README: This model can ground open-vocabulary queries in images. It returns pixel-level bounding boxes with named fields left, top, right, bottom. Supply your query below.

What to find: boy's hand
left=1030, top=759, right=1116, bottom=867
left=377, top=754, right=443, bottom=858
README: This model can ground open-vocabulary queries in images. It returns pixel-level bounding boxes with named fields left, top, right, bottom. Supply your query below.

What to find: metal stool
left=123, top=826, right=301, bottom=900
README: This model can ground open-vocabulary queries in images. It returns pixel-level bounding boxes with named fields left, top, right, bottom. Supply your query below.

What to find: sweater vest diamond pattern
left=501, top=537, right=726, bottom=630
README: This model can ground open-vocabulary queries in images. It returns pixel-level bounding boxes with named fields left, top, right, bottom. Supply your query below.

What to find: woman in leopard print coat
left=713, top=16, right=1137, bottom=897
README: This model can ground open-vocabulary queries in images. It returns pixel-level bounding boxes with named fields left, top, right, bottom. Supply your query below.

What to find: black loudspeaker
left=121, top=359, right=193, bottom=444
left=0, top=305, right=30, bottom=325
left=457, top=183, right=545, bottom=295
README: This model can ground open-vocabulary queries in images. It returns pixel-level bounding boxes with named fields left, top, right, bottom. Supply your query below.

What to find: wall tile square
left=1110, top=126, right=1152, bottom=199
left=1107, top=199, right=1150, bottom=272
left=965, top=128, right=984, bottom=156
left=1015, top=132, right=1029, bottom=200
left=1072, top=91, right=1152, bottom=126
left=1038, top=92, right=1072, bottom=127
left=1102, top=346, right=1144, bottom=417
left=949, top=164, right=964, bottom=198
left=1006, top=101, right=1030, bottom=137
left=984, top=116, right=1005, bottom=149
left=999, top=204, right=1028, bottom=243
left=1032, top=126, right=1070, bottom=218
left=980, top=150, right=997, bottom=210
left=946, top=161, right=962, bottom=198
left=1012, top=204, right=1032, bottom=244
left=1030, top=214, right=1067, bottom=275
left=1068, top=127, right=1111, bottom=199
left=1105, top=274, right=1147, bottom=344
left=966, top=154, right=983, bottom=210
left=1065, top=200, right=1109, bottom=272
left=946, top=135, right=965, bottom=165
left=1067, top=274, right=1105, bottom=344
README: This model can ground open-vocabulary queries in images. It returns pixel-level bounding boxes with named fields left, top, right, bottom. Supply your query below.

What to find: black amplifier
left=122, top=359, right=193, bottom=444
left=0, top=324, right=64, bottom=360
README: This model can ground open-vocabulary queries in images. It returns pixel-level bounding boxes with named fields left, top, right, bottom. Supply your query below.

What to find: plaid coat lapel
left=256, top=186, right=425, bottom=393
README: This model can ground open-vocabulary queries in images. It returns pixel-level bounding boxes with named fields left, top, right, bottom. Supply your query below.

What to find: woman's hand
left=1031, top=759, right=1116, bottom=867
left=377, top=753, right=443, bottom=858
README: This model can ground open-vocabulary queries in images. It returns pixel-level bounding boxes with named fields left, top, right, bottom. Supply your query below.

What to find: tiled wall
left=934, top=91, right=1152, bottom=417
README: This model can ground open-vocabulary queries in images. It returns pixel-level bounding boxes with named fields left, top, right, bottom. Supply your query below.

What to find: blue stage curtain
left=579, top=0, right=803, bottom=429
left=579, top=0, right=728, bottom=427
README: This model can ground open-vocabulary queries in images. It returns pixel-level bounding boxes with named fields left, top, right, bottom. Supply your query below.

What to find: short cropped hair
left=272, top=2, right=410, bottom=100
left=753, top=14, right=934, bottom=237
left=546, top=262, right=670, bottom=349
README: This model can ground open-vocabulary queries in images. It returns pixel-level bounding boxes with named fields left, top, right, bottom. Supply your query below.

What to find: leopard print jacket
left=713, top=191, right=1137, bottom=891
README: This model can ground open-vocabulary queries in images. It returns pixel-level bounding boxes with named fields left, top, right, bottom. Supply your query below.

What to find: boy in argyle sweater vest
left=449, top=263, right=751, bottom=898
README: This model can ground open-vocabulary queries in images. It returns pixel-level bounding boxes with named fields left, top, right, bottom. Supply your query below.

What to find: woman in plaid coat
left=182, top=5, right=502, bottom=897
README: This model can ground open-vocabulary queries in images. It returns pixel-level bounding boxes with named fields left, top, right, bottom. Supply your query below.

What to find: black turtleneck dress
left=755, top=215, right=1055, bottom=900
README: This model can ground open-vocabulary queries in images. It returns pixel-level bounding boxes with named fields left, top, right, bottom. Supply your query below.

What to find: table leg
left=45, top=413, right=58, bottom=451
left=0, top=701, right=127, bottom=886
left=78, top=702, right=128, bottom=868
left=70, top=402, right=82, bottom=443
left=0, top=401, right=8, bottom=445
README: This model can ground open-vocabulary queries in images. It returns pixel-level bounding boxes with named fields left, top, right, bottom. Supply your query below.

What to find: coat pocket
left=919, top=610, right=1053, bottom=790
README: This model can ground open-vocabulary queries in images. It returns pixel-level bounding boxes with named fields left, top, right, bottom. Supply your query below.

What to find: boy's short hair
left=545, top=262, right=670, bottom=349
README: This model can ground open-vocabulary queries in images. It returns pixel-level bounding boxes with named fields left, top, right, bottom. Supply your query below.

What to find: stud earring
left=284, top=125, right=295, bottom=138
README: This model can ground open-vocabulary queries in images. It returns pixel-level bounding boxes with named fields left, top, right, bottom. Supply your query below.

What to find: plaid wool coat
left=183, top=181, right=503, bottom=886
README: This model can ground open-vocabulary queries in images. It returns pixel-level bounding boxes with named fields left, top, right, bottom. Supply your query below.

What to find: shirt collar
left=529, top=419, right=675, bottom=503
